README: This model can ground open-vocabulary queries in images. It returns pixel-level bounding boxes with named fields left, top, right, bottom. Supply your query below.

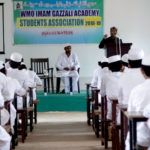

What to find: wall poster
left=13, top=0, right=103, bottom=44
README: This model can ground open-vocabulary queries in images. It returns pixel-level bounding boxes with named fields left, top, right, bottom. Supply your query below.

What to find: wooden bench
left=124, top=111, right=148, bottom=150
left=86, top=83, right=92, bottom=125
left=101, top=96, right=112, bottom=148
left=91, top=88, right=100, bottom=138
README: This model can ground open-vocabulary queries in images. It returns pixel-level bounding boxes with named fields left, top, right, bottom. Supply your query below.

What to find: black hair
left=101, top=62, right=109, bottom=68
left=0, top=67, right=6, bottom=75
left=9, top=60, right=21, bottom=69
left=18, top=64, right=27, bottom=70
left=141, top=65, right=150, bottom=77
left=122, top=61, right=128, bottom=67
left=98, top=61, right=101, bottom=66
left=128, top=59, right=142, bottom=68
left=110, top=26, right=117, bottom=32
left=109, top=61, right=122, bottom=72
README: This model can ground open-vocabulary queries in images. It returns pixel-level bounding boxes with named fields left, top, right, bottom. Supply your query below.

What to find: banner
left=13, top=0, right=103, bottom=44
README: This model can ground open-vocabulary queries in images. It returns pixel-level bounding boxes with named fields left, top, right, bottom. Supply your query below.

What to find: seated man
left=56, top=44, right=80, bottom=94
left=91, top=59, right=102, bottom=88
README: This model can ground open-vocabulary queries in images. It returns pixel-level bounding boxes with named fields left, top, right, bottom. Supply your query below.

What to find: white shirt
left=100, top=67, right=110, bottom=97
left=7, top=68, right=35, bottom=90
left=105, top=72, right=123, bottom=120
left=125, top=79, right=150, bottom=149
left=91, top=67, right=102, bottom=88
left=0, top=73, right=11, bottom=107
left=27, top=70, right=42, bottom=86
left=56, top=52, right=80, bottom=77
left=6, top=76, right=26, bottom=100
left=26, top=70, right=42, bottom=100
left=118, top=68, right=145, bottom=105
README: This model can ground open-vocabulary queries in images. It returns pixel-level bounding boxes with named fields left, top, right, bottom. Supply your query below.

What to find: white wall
left=0, top=0, right=150, bottom=89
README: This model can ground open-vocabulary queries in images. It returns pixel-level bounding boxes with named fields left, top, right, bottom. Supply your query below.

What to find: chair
left=86, top=83, right=92, bottom=125
left=56, top=68, right=80, bottom=93
left=91, top=88, right=101, bottom=138
left=101, top=96, right=112, bottom=149
left=30, top=58, right=54, bottom=94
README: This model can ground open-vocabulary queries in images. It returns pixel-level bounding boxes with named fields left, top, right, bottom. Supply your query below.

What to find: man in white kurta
left=118, top=48, right=145, bottom=106
left=0, top=65, right=11, bottom=150
left=56, top=44, right=80, bottom=94
left=125, top=54, right=150, bottom=150
left=104, top=55, right=123, bottom=120
left=19, top=62, right=42, bottom=100
left=7, top=52, right=36, bottom=91
left=0, top=61, right=26, bottom=132
left=91, top=60, right=102, bottom=88
left=7, top=52, right=35, bottom=108
left=100, top=56, right=110, bottom=97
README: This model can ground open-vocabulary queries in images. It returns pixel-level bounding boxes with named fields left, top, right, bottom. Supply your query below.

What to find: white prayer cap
left=128, top=48, right=144, bottom=60
left=142, top=55, right=150, bottom=66
left=108, top=55, right=121, bottom=63
left=122, top=54, right=128, bottom=63
left=10, top=52, right=23, bottom=62
left=0, top=61, right=4, bottom=69
left=64, top=43, right=71, bottom=48
left=101, top=56, right=108, bottom=63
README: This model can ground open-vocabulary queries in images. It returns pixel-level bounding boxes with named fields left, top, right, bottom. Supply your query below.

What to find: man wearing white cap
left=125, top=55, right=150, bottom=150
left=0, top=61, right=26, bottom=131
left=56, top=44, right=80, bottom=94
left=118, top=48, right=145, bottom=106
left=7, top=52, right=35, bottom=90
left=103, top=55, right=123, bottom=120
left=91, top=59, right=102, bottom=88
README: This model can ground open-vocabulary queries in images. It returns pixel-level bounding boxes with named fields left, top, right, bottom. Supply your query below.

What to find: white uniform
left=56, top=52, right=80, bottom=93
left=0, top=73, right=11, bottom=107
left=0, top=73, right=11, bottom=150
left=105, top=72, right=122, bottom=120
left=7, top=68, right=35, bottom=90
left=7, top=68, right=35, bottom=109
left=91, top=67, right=102, bottom=88
left=0, top=126, right=11, bottom=150
left=27, top=70, right=42, bottom=100
left=5, top=76, right=26, bottom=131
left=100, top=67, right=110, bottom=97
left=125, top=79, right=150, bottom=149
left=118, top=68, right=145, bottom=105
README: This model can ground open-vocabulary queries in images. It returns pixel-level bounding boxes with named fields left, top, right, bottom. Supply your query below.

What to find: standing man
left=56, top=44, right=80, bottom=94
left=99, top=27, right=122, bottom=57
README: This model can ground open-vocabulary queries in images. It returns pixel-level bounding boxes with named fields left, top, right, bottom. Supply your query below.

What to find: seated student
left=7, top=52, right=35, bottom=108
left=19, top=62, right=42, bottom=100
left=118, top=48, right=145, bottom=106
left=121, top=53, right=129, bottom=72
left=56, top=44, right=80, bottom=94
left=99, top=56, right=110, bottom=96
left=104, top=55, right=123, bottom=120
left=0, top=125, right=11, bottom=150
left=0, top=61, right=26, bottom=131
left=7, top=52, right=35, bottom=90
left=125, top=55, right=150, bottom=150
left=0, top=63, right=11, bottom=150
left=91, top=59, right=102, bottom=88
